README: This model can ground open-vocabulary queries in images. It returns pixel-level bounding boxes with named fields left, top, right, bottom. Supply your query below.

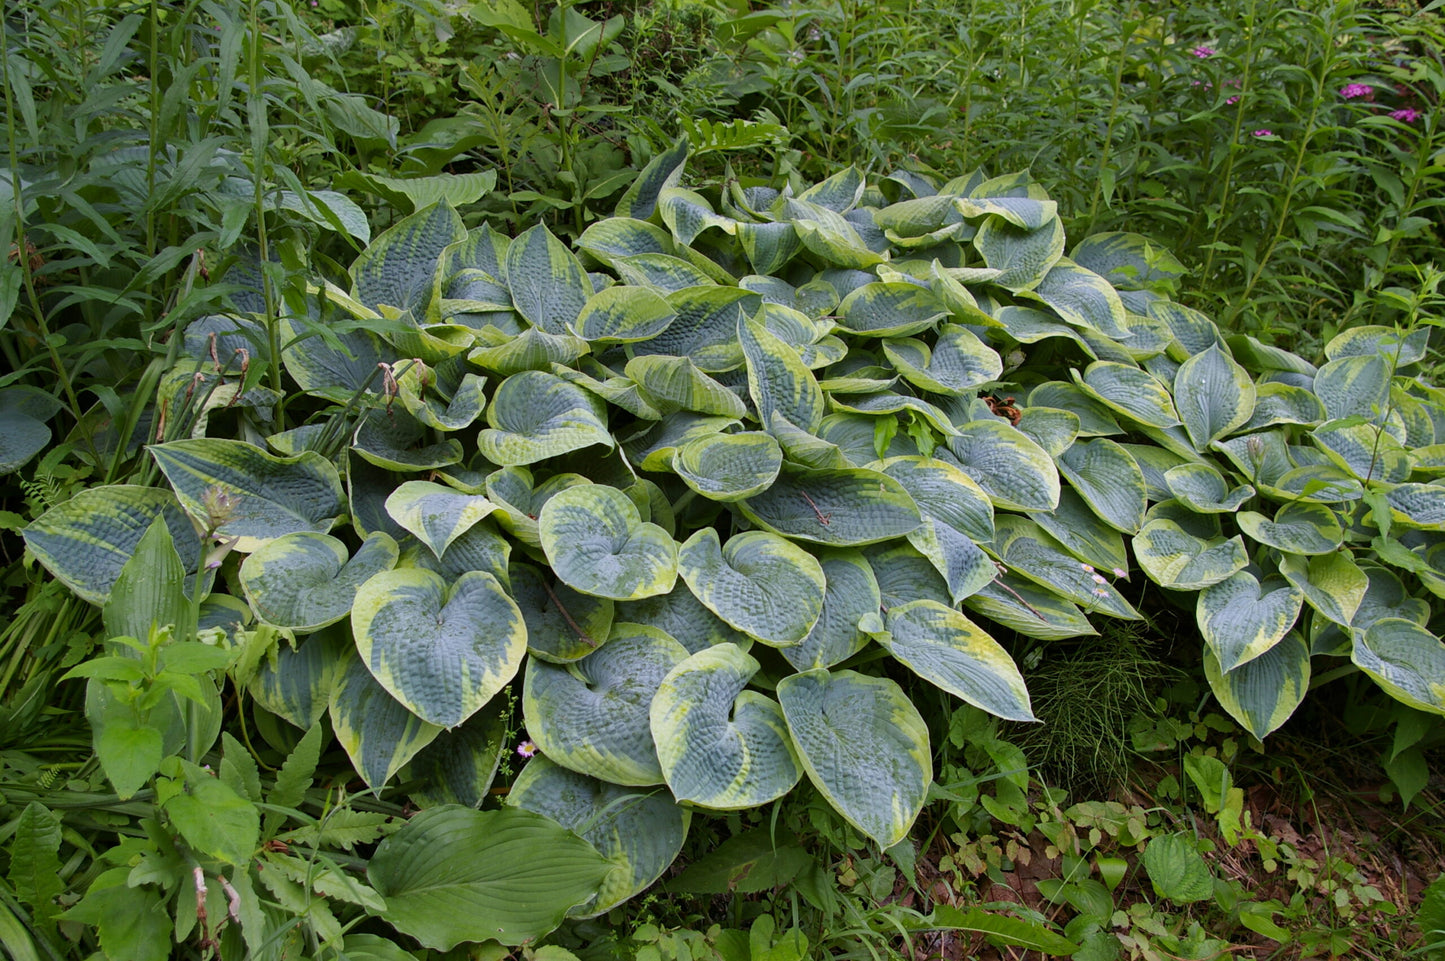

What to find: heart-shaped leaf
left=352, top=569, right=526, bottom=728
left=240, top=531, right=398, bottom=631
left=1351, top=619, right=1445, bottom=715
left=1057, top=438, right=1146, bottom=534
left=1204, top=633, right=1310, bottom=740
left=384, top=481, right=497, bottom=558
left=672, top=432, right=782, bottom=501
left=1237, top=502, right=1343, bottom=555
left=1197, top=571, right=1303, bottom=673
left=1173, top=345, right=1255, bottom=450
left=678, top=529, right=825, bottom=645
left=572, top=285, right=677, bottom=343
left=1132, top=521, right=1248, bottom=591
left=248, top=628, right=347, bottom=728
left=505, top=223, right=592, bottom=334
left=942, top=420, right=1060, bottom=512
left=651, top=644, right=803, bottom=808
left=539, top=485, right=678, bottom=600
left=776, top=669, right=931, bottom=849
left=509, top=563, right=614, bottom=662
left=478, top=371, right=613, bottom=466
left=1278, top=551, right=1367, bottom=628
left=780, top=549, right=880, bottom=672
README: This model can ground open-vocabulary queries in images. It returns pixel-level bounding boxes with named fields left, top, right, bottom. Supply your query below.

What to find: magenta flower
left=1391, top=107, right=1421, bottom=123
left=1192, top=45, right=1216, bottom=58
left=516, top=740, right=537, bottom=758
left=1339, top=83, right=1373, bottom=100
left=1226, top=96, right=1239, bottom=105
left=1253, top=129, right=1272, bottom=137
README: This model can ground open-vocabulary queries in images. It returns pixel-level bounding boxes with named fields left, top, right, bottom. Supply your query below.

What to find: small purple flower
left=1340, top=83, right=1373, bottom=100
left=516, top=740, right=537, bottom=758
left=1192, top=45, right=1216, bottom=58
left=1391, top=107, right=1421, bottom=123
left=1226, top=96, right=1239, bottom=105
left=1253, top=129, right=1272, bottom=137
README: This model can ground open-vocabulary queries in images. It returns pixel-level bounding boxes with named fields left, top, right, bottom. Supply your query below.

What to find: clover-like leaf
left=539, top=485, right=678, bottom=600
left=524, top=623, right=689, bottom=785
left=352, top=569, right=526, bottom=728
left=651, top=644, right=803, bottom=808
left=880, top=600, right=1034, bottom=721
left=509, top=756, right=691, bottom=917
left=478, top=371, right=613, bottom=466
left=776, top=669, right=930, bottom=849
left=1197, top=571, right=1303, bottom=673
left=678, top=529, right=825, bottom=645
left=240, top=531, right=398, bottom=631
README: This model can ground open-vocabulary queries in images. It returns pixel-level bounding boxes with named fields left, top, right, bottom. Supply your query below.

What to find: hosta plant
left=24, top=141, right=1445, bottom=943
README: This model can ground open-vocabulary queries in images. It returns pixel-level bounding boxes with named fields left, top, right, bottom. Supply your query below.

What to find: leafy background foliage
left=3, top=0, right=1445, bottom=959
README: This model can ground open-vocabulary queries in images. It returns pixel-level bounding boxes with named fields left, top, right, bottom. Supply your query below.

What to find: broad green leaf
left=509, top=563, right=614, bottom=662
left=1278, top=551, right=1367, bottom=628
left=578, top=217, right=674, bottom=265
left=1243, top=382, right=1325, bottom=431
left=150, top=439, right=345, bottom=552
left=524, top=624, right=689, bottom=785
left=741, top=315, right=825, bottom=433
left=539, top=485, right=678, bottom=600
left=1027, top=382, right=1123, bottom=436
left=1326, top=324, right=1430, bottom=364
left=329, top=652, right=442, bottom=789
left=1163, top=463, right=1254, bottom=514
left=737, top=220, right=802, bottom=274
left=883, top=327, right=1002, bottom=395
left=1132, top=521, right=1248, bottom=591
left=468, top=327, right=590, bottom=375
left=866, top=541, right=953, bottom=610
left=837, top=283, right=948, bottom=338
left=408, top=709, right=508, bottom=809
left=658, top=186, right=736, bottom=245
left=478, top=370, right=613, bottom=466
left=922, top=905, right=1079, bottom=955
left=1352, top=619, right=1445, bottom=715
left=672, top=432, right=782, bottom=501
left=162, top=760, right=260, bottom=867
left=1071, top=231, right=1186, bottom=293
left=396, top=368, right=488, bottom=431
left=1385, top=483, right=1445, bottom=528
left=678, top=529, right=825, bottom=645
left=990, top=516, right=1139, bottom=619
left=1237, top=502, right=1343, bottom=555
left=880, top=600, right=1034, bottom=721
left=368, top=806, right=610, bottom=949
left=907, top=514, right=997, bottom=605
left=942, top=420, right=1060, bottom=512
left=571, top=285, right=676, bottom=343
left=972, top=215, right=1065, bottom=291
left=621, top=412, right=742, bottom=472
left=781, top=549, right=880, bottom=671
left=625, top=354, right=749, bottom=418
left=1075, top=362, right=1180, bottom=429
left=384, top=481, right=497, bottom=558
left=651, top=645, right=803, bottom=808
left=1313, top=354, right=1390, bottom=421
left=1024, top=259, right=1128, bottom=338
left=339, top=170, right=496, bottom=213
left=829, top=391, right=959, bottom=436
left=509, top=756, right=691, bottom=917
left=249, top=629, right=347, bottom=728
left=93, top=710, right=163, bottom=801
left=876, top=455, right=994, bottom=543
left=1197, top=571, right=1303, bottom=673
left=0, top=387, right=55, bottom=475
left=783, top=197, right=887, bottom=268
left=102, top=517, right=195, bottom=645
left=505, top=223, right=592, bottom=334
left=7, top=802, right=63, bottom=933
left=411, top=519, right=512, bottom=584
left=351, top=202, right=466, bottom=315
left=1057, top=438, right=1147, bottom=533
left=352, top=569, right=526, bottom=727
left=1142, top=835, right=1213, bottom=904
left=24, top=486, right=204, bottom=604
left=737, top=465, right=921, bottom=547
left=776, top=669, right=930, bottom=849
left=1310, top=420, right=1411, bottom=483
left=614, top=137, right=688, bottom=220
left=353, top=407, right=464, bottom=472
left=59, top=869, right=172, bottom=961
left=798, top=165, right=866, bottom=211
left=240, top=531, right=398, bottom=631
left=1174, top=345, right=1256, bottom=450
left=630, top=286, right=758, bottom=371
left=1204, top=633, right=1310, bottom=740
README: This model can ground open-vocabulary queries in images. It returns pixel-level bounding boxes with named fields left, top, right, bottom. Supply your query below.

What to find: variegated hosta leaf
left=991, top=516, right=1139, bottom=619
left=1385, top=483, right=1445, bottom=528
left=882, top=327, right=1002, bottom=395
left=783, top=197, right=888, bottom=268
left=867, top=542, right=953, bottom=610
left=737, top=465, right=922, bottom=547
left=467, top=327, right=590, bottom=376
left=1325, top=324, right=1431, bottom=365
left=248, top=627, right=348, bottom=728
left=1027, top=487, right=1128, bottom=575
left=352, top=569, right=526, bottom=728
left=829, top=391, right=959, bottom=436
left=615, top=136, right=688, bottom=221
left=408, top=708, right=508, bottom=809
left=879, top=600, right=1034, bottom=721
left=1278, top=551, right=1367, bottom=628
left=150, top=439, right=346, bottom=552
left=1313, top=354, right=1390, bottom=421
left=616, top=586, right=750, bottom=654
left=1310, top=420, right=1411, bottom=484
left=350, top=202, right=466, bottom=315
left=1197, top=571, right=1303, bottom=673
left=1173, top=345, right=1256, bottom=450
left=658, top=186, right=736, bottom=246
left=907, top=515, right=997, bottom=605
left=1163, top=463, right=1254, bottom=514
left=524, top=624, right=689, bottom=785
left=1352, top=619, right=1445, bottom=715
left=738, top=220, right=802, bottom=274
left=1132, top=521, right=1248, bottom=591
left=240, top=531, right=398, bottom=631
left=539, top=485, right=678, bottom=600
left=972, top=215, right=1065, bottom=291
left=329, top=651, right=443, bottom=789
left=1204, top=632, right=1310, bottom=740
left=964, top=575, right=1097, bottom=640
left=672, top=432, right=782, bottom=501
left=385, top=481, right=497, bottom=558
left=875, top=456, right=995, bottom=543
left=1015, top=407, right=1082, bottom=458
left=625, top=354, right=749, bottom=418
left=677, top=529, right=825, bottom=645
left=942, top=420, right=1060, bottom=512
left=410, top=520, right=512, bottom=584
left=509, top=563, right=614, bottom=663
left=1028, top=382, right=1123, bottom=436
left=353, top=406, right=464, bottom=472
left=571, top=285, right=676, bottom=343
left=1057, top=438, right=1147, bottom=534
left=1243, top=382, right=1326, bottom=431
left=397, top=368, right=488, bottom=431
left=629, top=286, right=756, bottom=371
left=741, top=315, right=825, bottom=433
left=509, top=756, right=690, bottom=917
left=23, top=485, right=204, bottom=605
left=505, top=223, right=592, bottom=334
left=836, top=283, right=948, bottom=338
left=1236, top=502, right=1343, bottom=555
left=1023, top=259, right=1129, bottom=339
left=650, top=644, right=803, bottom=809
left=478, top=370, right=613, bottom=466
left=1075, top=362, right=1180, bottom=429
left=1071, top=231, right=1186, bottom=292
left=782, top=549, right=880, bottom=672
left=776, top=669, right=930, bottom=849
left=622, top=412, right=743, bottom=472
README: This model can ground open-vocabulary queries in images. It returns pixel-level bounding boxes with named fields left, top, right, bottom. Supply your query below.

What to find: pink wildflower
left=1340, top=83, right=1373, bottom=100
left=1226, top=96, right=1239, bottom=105
left=1192, top=45, right=1216, bottom=58
left=516, top=740, right=537, bottom=758
left=1253, top=129, right=1272, bottom=137
left=1391, top=107, right=1421, bottom=123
